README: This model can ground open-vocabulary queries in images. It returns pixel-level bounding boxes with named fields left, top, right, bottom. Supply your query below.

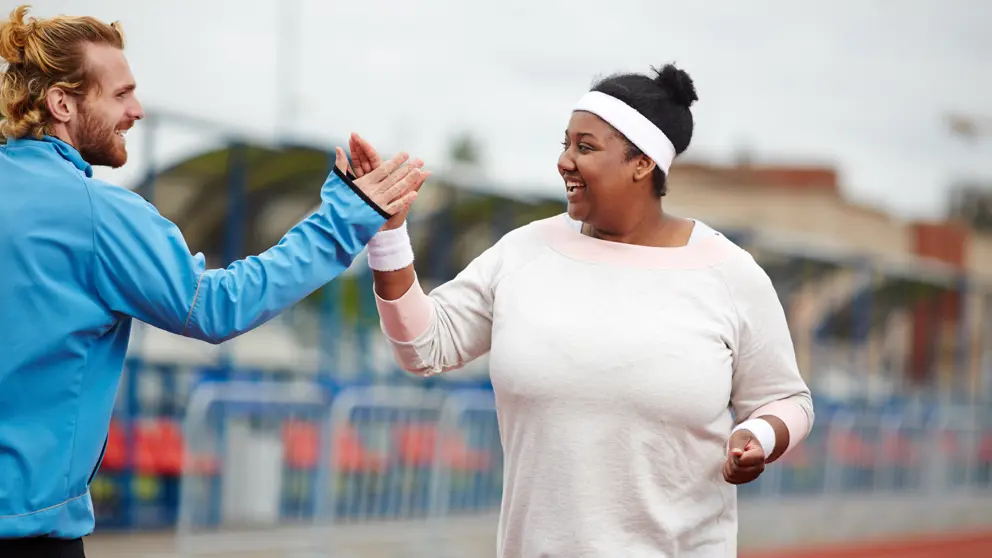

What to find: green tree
left=449, top=131, right=483, bottom=168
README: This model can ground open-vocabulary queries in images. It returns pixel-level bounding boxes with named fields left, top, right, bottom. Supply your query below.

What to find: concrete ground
left=83, top=492, right=992, bottom=557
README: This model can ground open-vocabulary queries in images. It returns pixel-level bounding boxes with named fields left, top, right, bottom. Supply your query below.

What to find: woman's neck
left=581, top=210, right=694, bottom=248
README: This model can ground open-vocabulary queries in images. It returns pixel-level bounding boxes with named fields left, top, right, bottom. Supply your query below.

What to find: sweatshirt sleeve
left=87, top=167, right=387, bottom=344
left=374, top=240, right=507, bottom=376
left=720, top=252, right=815, bottom=455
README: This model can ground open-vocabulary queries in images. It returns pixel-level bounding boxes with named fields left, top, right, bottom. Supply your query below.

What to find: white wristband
left=731, top=419, right=776, bottom=461
left=367, top=221, right=415, bottom=272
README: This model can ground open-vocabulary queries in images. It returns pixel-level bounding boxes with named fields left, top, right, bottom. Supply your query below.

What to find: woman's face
left=557, top=110, right=655, bottom=231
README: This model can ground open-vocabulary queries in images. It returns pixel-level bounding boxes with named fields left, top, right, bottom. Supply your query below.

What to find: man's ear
left=45, top=86, right=77, bottom=124
left=632, top=153, right=655, bottom=182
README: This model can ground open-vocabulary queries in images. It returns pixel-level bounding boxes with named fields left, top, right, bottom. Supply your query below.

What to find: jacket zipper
left=87, top=435, right=109, bottom=485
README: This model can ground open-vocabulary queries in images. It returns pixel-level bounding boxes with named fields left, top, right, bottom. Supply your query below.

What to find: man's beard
left=74, top=106, right=128, bottom=168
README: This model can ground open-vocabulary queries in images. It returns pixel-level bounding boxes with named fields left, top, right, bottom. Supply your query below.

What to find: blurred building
left=667, top=161, right=992, bottom=404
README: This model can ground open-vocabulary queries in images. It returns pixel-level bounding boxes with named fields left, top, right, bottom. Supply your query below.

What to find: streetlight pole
left=277, top=0, right=301, bottom=143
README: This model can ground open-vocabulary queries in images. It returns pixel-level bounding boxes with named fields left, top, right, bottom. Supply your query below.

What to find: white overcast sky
left=19, top=0, right=992, bottom=220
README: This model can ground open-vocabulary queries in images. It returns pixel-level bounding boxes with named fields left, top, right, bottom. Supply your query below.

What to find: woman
left=356, top=64, right=813, bottom=557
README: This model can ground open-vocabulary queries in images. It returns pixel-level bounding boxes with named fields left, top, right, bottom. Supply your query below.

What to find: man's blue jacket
left=0, top=135, right=387, bottom=538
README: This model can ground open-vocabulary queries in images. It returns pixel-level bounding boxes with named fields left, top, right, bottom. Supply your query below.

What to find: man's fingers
left=381, top=168, right=423, bottom=206
left=366, top=152, right=410, bottom=183
left=383, top=190, right=418, bottom=216
left=380, top=169, right=429, bottom=215
left=387, top=167, right=429, bottom=200
left=352, top=150, right=433, bottom=212
left=380, top=162, right=417, bottom=192
left=382, top=159, right=425, bottom=195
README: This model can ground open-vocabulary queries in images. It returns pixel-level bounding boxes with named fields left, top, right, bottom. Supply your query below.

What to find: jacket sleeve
left=87, top=167, right=387, bottom=344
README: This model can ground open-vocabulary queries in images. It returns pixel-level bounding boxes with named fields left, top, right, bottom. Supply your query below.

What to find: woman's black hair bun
left=652, top=63, right=698, bottom=109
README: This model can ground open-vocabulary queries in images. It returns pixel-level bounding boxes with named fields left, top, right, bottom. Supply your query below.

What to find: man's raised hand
left=334, top=146, right=426, bottom=217
left=345, top=133, right=428, bottom=230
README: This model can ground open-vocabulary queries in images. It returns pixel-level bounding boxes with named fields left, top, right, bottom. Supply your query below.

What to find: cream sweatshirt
left=375, top=214, right=814, bottom=558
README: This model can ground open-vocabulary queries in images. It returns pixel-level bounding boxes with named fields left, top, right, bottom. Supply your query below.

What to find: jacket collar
left=6, top=135, right=94, bottom=178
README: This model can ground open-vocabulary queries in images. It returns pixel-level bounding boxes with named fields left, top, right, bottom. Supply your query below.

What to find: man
left=0, top=6, right=427, bottom=556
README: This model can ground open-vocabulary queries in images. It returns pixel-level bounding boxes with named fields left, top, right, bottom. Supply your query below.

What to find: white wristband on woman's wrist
left=367, top=221, right=415, bottom=271
left=731, top=419, right=776, bottom=461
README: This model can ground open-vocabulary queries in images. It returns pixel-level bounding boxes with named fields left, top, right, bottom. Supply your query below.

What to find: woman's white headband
left=572, top=91, right=677, bottom=174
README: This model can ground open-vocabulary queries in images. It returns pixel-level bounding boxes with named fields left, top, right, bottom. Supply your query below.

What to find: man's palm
left=350, top=133, right=424, bottom=230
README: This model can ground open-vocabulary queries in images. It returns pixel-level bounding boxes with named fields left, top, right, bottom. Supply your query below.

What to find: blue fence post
left=855, top=257, right=874, bottom=393
left=956, top=275, right=970, bottom=404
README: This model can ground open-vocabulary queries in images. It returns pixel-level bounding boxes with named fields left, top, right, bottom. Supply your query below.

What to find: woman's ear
left=632, top=154, right=655, bottom=182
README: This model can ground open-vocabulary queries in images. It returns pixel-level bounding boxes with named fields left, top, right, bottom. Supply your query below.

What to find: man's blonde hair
left=0, top=5, right=125, bottom=140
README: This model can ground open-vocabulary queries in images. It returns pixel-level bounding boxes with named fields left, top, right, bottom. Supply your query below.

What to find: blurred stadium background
left=79, top=111, right=992, bottom=558
left=12, top=1, right=992, bottom=556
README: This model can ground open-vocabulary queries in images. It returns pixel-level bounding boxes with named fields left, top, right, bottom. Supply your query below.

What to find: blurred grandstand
left=84, top=109, right=992, bottom=557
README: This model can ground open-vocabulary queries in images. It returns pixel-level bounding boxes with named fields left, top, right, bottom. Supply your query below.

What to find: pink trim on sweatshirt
left=374, top=278, right=435, bottom=342
left=751, top=399, right=812, bottom=455
left=541, top=215, right=737, bottom=269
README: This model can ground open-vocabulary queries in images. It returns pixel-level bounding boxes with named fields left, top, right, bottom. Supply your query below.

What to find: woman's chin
left=566, top=203, right=588, bottom=222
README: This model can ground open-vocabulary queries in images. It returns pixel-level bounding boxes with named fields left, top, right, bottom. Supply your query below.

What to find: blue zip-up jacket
left=0, top=135, right=387, bottom=539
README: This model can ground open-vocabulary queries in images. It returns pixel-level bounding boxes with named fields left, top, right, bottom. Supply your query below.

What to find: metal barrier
left=172, top=381, right=992, bottom=557
left=174, top=383, right=502, bottom=557
left=176, top=379, right=330, bottom=557
left=738, top=405, right=992, bottom=502
left=426, top=389, right=502, bottom=558
left=428, top=389, right=501, bottom=518
left=311, top=385, right=449, bottom=557
left=312, top=387, right=501, bottom=558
